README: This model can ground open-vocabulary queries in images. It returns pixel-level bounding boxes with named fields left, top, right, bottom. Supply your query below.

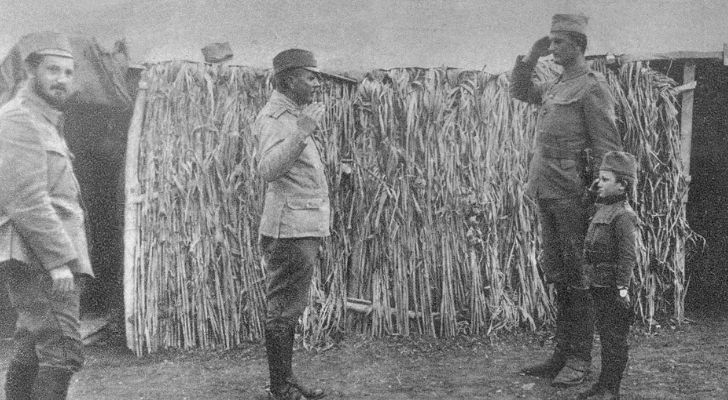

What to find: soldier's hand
left=49, top=265, right=75, bottom=294
left=527, top=36, right=552, bottom=62
left=297, top=102, right=326, bottom=134
left=616, top=293, right=631, bottom=310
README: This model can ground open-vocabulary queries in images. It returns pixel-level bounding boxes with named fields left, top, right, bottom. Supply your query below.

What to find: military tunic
left=510, top=56, right=623, bottom=200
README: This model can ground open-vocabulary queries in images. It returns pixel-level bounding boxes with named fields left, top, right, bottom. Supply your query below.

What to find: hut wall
left=124, top=60, right=697, bottom=355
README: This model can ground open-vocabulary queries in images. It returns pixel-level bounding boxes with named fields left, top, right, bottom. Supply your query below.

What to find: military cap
left=202, top=42, right=233, bottom=64
left=600, top=151, right=637, bottom=182
left=551, top=14, right=588, bottom=35
left=19, top=31, right=74, bottom=60
left=273, top=48, right=319, bottom=75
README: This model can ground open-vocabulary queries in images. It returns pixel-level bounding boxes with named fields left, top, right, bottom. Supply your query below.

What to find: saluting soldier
left=254, top=49, right=329, bottom=400
left=510, top=14, right=623, bottom=387
left=0, top=32, right=94, bottom=400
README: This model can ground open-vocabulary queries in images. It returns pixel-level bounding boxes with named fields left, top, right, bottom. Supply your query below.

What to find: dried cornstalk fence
left=124, top=60, right=698, bottom=355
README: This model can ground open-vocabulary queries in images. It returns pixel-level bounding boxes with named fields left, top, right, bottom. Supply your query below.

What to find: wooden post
left=680, top=61, right=696, bottom=185
left=124, top=80, right=148, bottom=354
left=675, top=61, right=696, bottom=323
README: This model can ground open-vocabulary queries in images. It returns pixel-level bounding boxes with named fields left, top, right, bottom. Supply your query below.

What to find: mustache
left=50, top=84, right=67, bottom=91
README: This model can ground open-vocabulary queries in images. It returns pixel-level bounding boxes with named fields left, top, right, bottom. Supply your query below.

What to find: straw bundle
left=125, top=59, right=695, bottom=355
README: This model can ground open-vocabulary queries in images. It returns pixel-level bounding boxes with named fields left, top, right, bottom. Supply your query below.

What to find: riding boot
left=266, top=326, right=292, bottom=397
left=520, top=349, right=566, bottom=379
left=285, top=327, right=325, bottom=399
left=31, top=366, right=73, bottom=400
left=4, top=360, right=38, bottom=400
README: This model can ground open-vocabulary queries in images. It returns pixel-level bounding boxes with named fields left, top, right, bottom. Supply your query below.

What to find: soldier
left=254, top=48, right=328, bottom=400
left=510, top=14, right=623, bottom=387
left=0, top=32, right=94, bottom=399
left=579, top=151, right=640, bottom=400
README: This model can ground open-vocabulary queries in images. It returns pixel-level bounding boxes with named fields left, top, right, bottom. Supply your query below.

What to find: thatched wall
left=124, top=60, right=698, bottom=355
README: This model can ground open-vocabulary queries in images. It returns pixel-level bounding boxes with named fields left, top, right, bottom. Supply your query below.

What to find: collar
left=268, top=90, right=301, bottom=116
left=558, top=63, right=589, bottom=82
left=16, top=81, right=63, bottom=126
left=596, top=193, right=628, bottom=205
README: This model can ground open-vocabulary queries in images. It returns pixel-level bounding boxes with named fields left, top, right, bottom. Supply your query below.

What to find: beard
left=32, top=79, right=71, bottom=110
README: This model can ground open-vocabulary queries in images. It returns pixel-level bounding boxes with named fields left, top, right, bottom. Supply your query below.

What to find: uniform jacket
left=510, top=56, right=623, bottom=199
left=254, top=91, right=330, bottom=238
left=0, top=82, right=93, bottom=276
left=584, top=194, right=639, bottom=288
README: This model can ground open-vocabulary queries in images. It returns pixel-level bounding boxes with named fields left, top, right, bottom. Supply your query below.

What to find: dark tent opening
left=685, top=59, right=728, bottom=313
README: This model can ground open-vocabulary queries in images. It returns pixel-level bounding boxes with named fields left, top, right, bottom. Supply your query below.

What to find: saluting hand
left=49, top=265, right=75, bottom=294
left=527, top=36, right=552, bottom=62
left=297, top=102, right=326, bottom=135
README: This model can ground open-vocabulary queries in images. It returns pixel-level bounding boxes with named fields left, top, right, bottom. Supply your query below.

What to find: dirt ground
left=0, top=310, right=726, bottom=400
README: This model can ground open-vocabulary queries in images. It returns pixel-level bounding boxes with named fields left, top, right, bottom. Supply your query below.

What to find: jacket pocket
left=279, top=196, right=328, bottom=235
left=45, top=147, right=81, bottom=200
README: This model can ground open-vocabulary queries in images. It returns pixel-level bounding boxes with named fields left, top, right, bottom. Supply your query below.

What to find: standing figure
left=0, top=32, right=94, bottom=399
left=254, top=48, right=329, bottom=400
left=510, top=14, right=623, bottom=387
left=579, top=151, right=639, bottom=400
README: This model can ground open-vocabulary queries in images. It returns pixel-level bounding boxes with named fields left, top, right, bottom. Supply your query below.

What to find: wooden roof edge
left=587, top=48, right=728, bottom=65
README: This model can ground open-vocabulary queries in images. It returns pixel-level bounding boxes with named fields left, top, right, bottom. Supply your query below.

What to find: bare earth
left=0, top=312, right=726, bottom=400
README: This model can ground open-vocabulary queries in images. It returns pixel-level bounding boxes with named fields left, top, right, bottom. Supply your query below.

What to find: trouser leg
left=4, top=325, right=39, bottom=400
left=539, top=198, right=593, bottom=387
left=2, top=262, right=83, bottom=400
left=594, top=287, right=631, bottom=394
left=262, top=237, right=320, bottom=395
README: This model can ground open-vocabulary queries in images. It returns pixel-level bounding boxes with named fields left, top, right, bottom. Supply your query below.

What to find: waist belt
left=538, top=144, right=583, bottom=160
left=585, top=249, right=614, bottom=264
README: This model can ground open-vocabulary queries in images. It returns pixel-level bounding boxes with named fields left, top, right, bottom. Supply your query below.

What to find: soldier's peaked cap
left=551, top=14, right=588, bottom=35
left=273, top=48, right=319, bottom=75
left=19, top=31, right=73, bottom=60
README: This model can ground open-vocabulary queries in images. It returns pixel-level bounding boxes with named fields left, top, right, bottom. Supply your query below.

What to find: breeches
left=1, top=260, right=83, bottom=372
left=262, top=236, right=320, bottom=332
left=536, top=197, right=589, bottom=289
left=554, top=283, right=594, bottom=362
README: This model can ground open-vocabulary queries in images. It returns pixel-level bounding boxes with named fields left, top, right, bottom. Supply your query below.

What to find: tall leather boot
left=4, top=360, right=38, bottom=400
left=284, top=326, right=325, bottom=399
left=31, top=366, right=73, bottom=400
left=266, top=326, right=306, bottom=400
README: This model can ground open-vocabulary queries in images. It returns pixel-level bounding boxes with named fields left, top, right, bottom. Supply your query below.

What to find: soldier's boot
left=577, top=381, right=606, bottom=399
left=589, top=388, right=620, bottom=400
left=267, top=326, right=309, bottom=400
left=287, top=374, right=325, bottom=399
left=551, top=358, right=590, bottom=387
left=520, top=351, right=566, bottom=379
left=4, top=360, right=38, bottom=400
left=31, top=366, right=73, bottom=400
left=284, top=327, right=325, bottom=399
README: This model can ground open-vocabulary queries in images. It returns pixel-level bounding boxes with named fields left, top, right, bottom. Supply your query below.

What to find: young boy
left=579, top=151, right=640, bottom=400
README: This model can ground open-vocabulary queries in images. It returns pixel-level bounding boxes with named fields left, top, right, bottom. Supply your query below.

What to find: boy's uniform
left=582, top=151, right=640, bottom=400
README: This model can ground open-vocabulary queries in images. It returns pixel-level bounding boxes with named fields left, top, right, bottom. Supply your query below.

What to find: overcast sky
left=1, top=0, right=727, bottom=73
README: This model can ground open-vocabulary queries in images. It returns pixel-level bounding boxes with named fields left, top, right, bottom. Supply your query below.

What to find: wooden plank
left=674, top=61, right=696, bottom=324
left=724, top=43, right=728, bottom=66
left=618, top=51, right=722, bottom=64
left=680, top=61, right=696, bottom=186
left=123, top=79, right=148, bottom=355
